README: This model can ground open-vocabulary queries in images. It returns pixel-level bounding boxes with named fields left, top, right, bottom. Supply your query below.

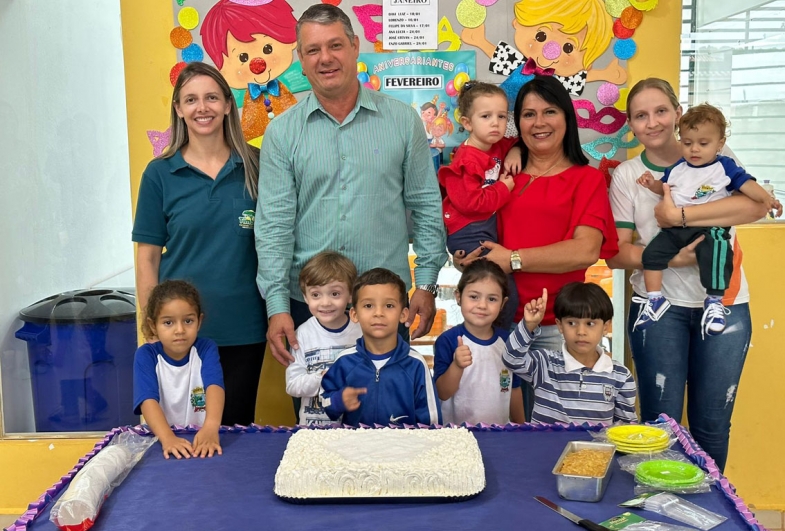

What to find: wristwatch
left=417, top=284, right=438, bottom=297
left=510, top=250, right=522, bottom=272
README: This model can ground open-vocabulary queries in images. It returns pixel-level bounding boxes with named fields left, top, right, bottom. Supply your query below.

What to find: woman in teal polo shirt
left=133, top=62, right=267, bottom=426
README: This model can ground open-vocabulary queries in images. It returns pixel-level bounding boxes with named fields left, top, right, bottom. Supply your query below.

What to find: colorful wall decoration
left=157, top=0, right=660, bottom=177
left=357, top=51, right=475, bottom=151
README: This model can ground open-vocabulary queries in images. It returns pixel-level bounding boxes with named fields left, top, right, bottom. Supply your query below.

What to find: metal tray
left=552, top=440, right=616, bottom=502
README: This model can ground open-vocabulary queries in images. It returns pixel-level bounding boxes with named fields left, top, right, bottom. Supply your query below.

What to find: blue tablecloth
left=11, top=424, right=758, bottom=531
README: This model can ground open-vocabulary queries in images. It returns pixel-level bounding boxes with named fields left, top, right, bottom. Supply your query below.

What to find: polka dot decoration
left=181, top=42, right=204, bottom=63
left=455, top=0, right=486, bottom=29
left=475, top=0, right=498, bottom=6
left=629, top=0, right=658, bottom=11
left=605, top=0, right=631, bottom=18
left=597, top=83, right=620, bottom=106
left=170, top=27, right=192, bottom=49
left=613, top=18, right=635, bottom=40
left=614, top=38, right=637, bottom=60
left=614, top=87, right=630, bottom=112
left=620, top=6, right=644, bottom=29
left=177, top=7, right=200, bottom=30
left=170, top=62, right=188, bottom=87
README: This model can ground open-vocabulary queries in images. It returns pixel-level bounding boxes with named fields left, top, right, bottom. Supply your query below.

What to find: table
left=8, top=418, right=762, bottom=531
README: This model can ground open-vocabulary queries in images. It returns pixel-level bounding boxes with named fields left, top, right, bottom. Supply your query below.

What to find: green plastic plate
left=635, top=460, right=705, bottom=487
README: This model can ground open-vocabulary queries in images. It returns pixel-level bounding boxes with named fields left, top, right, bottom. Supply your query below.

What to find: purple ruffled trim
left=657, top=414, right=764, bottom=531
left=6, top=419, right=761, bottom=531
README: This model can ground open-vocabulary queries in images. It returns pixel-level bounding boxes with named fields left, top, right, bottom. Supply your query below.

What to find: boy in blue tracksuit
left=321, top=268, right=441, bottom=426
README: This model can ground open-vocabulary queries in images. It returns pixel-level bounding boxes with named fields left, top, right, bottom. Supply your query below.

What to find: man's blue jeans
left=627, top=299, right=751, bottom=472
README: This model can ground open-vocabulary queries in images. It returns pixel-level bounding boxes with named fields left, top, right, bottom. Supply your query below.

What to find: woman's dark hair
left=142, top=280, right=202, bottom=340
left=456, top=260, right=510, bottom=326
left=513, top=75, right=588, bottom=168
left=553, top=282, right=613, bottom=322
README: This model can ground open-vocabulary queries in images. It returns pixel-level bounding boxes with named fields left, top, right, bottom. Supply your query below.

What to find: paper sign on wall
left=383, top=0, right=438, bottom=49
left=359, top=51, right=475, bottom=150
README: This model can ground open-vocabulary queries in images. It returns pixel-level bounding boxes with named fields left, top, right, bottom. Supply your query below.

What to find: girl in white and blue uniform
left=434, top=260, right=525, bottom=425
left=134, top=280, right=224, bottom=460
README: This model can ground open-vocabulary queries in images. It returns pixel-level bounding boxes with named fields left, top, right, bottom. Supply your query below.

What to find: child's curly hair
left=141, top=280, right=202, bottom=340
left=457, top=80, right=507, bottom=121
left=679, top=103, right=729, bottom=139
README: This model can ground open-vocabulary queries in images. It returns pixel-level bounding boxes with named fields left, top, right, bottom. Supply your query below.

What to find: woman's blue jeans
left=627, top=299, right=751, bottom=472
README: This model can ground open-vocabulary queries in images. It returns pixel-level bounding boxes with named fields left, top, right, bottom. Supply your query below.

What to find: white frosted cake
left=274, top=427, right=485, bottom=499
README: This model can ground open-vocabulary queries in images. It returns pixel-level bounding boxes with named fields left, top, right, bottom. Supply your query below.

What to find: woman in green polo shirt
left=133, top=62, right=267, bottom=426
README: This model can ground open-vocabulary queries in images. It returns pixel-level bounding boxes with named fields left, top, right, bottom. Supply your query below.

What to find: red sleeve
left=568, top=167, right=619, bottom=259
left=495, top=136, right=520, bottom=159
left=438, top=151, right=512, bottom=217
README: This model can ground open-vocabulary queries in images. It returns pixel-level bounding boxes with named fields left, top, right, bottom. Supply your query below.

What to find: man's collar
left=305, top=82, right=378, bottom=119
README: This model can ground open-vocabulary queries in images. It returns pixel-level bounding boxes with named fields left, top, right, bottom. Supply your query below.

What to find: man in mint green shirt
left=255, top=4, right=447, bottom=366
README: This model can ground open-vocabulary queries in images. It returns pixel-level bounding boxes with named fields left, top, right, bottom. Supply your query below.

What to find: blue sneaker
left=633, top=296, right=671, bottom=331
left=702, top=298, right=727, bottom=337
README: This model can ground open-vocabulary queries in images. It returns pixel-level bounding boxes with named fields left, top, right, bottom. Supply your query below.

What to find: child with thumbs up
left=434, top=261, right=525, bottom=425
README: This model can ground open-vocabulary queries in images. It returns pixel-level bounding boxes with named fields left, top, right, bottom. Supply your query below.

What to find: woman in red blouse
left=459, top=75, right=618, bottom=365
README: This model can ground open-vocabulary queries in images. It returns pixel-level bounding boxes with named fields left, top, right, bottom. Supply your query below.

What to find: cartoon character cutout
left=201, top=0, right=298, bottom=145
left=420, top=96, right=446, bottom=144
left=430, top=114, right=454, bottom=152
left=461, top=0, right=626, bottom=97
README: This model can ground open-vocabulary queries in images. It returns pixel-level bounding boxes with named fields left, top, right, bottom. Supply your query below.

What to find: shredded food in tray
left=559, top=449, right=613, bottom=477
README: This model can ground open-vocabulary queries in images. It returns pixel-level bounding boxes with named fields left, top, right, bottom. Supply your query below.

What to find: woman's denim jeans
left=627, top=299, right=751, bottom=472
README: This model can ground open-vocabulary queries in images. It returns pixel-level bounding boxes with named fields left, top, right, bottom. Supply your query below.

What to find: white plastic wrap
left=621, top=522, right=697, bottom=531
left=643, top=492, right=727, bottom=530
left=589, top=422, right=677, bottom=454
left=50, top=431, right=157, bottom=530
left=617, top=451, right=713, bottom=495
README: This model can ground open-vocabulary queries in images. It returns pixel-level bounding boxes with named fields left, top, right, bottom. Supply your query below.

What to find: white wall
left=0, top=0, right=132, bottom=433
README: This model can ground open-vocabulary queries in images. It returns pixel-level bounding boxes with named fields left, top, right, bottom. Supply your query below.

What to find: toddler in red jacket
left=439, top=81, right=521, bottom=329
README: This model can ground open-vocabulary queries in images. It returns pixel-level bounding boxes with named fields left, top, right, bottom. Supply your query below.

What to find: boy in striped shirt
left=503, top=282, right=637, bottom=425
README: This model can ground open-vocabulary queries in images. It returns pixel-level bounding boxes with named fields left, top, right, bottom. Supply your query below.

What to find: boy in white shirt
left=285, top=251, right=361, bottom=426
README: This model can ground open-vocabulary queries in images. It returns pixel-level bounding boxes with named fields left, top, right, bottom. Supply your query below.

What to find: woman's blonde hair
left=514, top=0, right=612, bottom=70
left=625, top=77, right=681, bottom=120
left=161, top=62, right=259, bottom=200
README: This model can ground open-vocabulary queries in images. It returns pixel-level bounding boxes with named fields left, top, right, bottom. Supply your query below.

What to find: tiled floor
left=755, top=509, right=784, bottom=530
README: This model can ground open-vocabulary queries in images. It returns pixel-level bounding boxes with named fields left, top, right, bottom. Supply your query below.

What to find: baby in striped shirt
left=503, top=282, right=637, bottom=425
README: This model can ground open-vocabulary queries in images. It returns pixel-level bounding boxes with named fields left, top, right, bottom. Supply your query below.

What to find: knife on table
left=534, top=496, right=611, bottom=531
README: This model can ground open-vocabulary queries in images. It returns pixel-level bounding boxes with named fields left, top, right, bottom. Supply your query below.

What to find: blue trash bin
left=15, top=288, right=138, bottom=432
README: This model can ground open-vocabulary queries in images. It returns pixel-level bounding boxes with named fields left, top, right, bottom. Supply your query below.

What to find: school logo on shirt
left=238, top=209, right=255, bottom=229
left=190, top=386, right=206, bottom=412
left=603, top=385, right=615, bottom=402
left=692, top=185, right=716, bottom=200
left=499, top=369, right=511, bottom=393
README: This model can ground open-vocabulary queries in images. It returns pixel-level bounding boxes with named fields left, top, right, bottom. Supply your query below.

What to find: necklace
left=519, top=156, right=565, bottom=195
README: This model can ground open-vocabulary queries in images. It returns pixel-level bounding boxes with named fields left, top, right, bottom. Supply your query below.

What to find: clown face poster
left=358, top=51, right=476, bottom=152
left=171, top=0, right=309, bottom=148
